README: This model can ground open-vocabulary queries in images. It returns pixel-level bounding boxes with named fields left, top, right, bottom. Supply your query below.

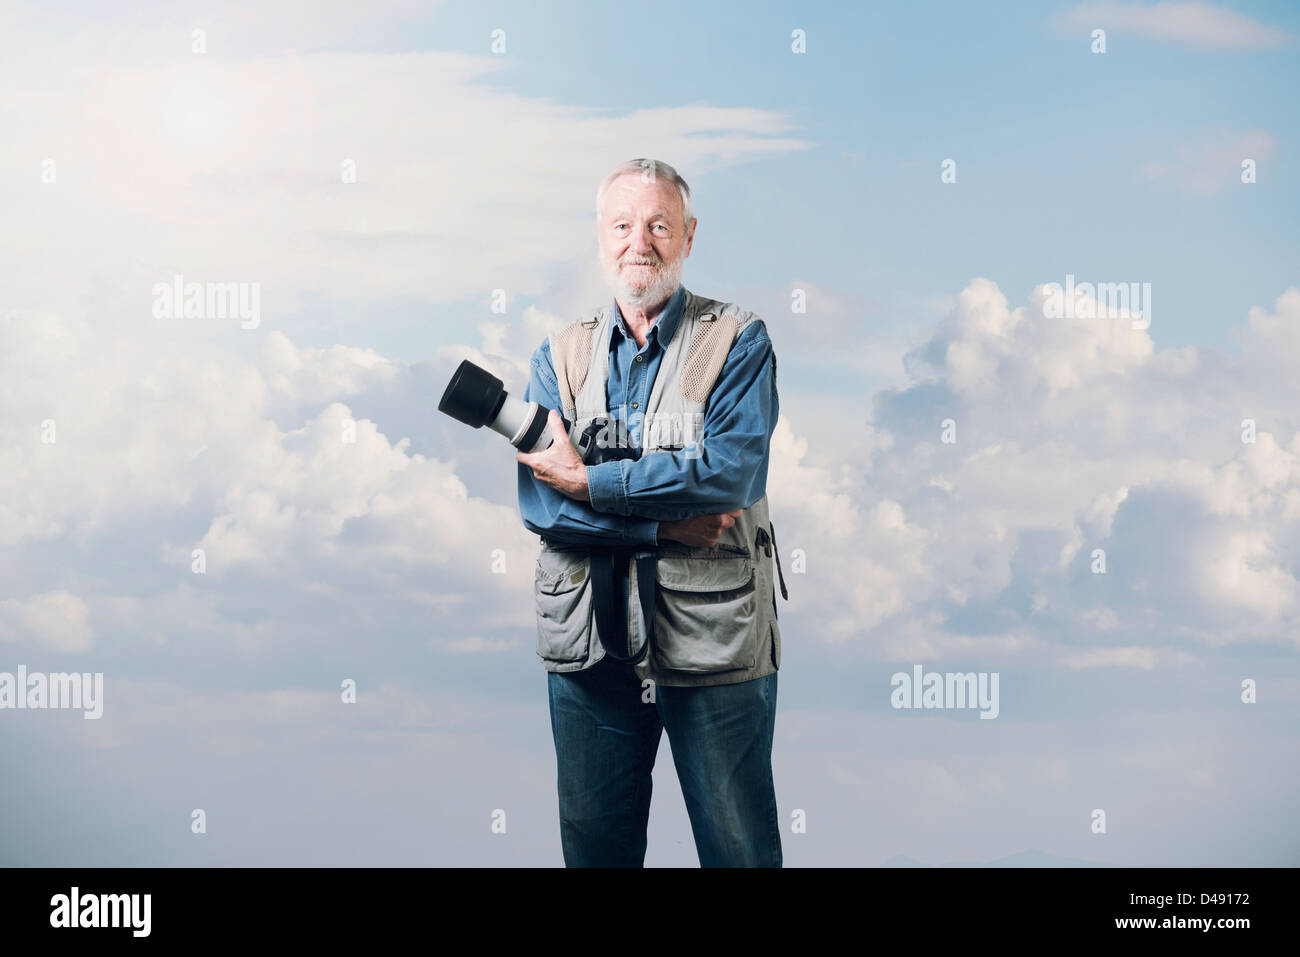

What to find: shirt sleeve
left=517, top=338, right=661, bottom=548
left=585, top=321, right=779, bottom=521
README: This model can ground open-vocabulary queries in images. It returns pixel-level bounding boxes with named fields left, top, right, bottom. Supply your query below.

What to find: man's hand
left=517, top=410, right=590, bottom=502
left=657, top=509, right=743, bottom=548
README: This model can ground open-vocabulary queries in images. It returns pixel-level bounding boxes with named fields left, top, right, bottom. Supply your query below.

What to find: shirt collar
left=609, top=283, right=686, bottom=351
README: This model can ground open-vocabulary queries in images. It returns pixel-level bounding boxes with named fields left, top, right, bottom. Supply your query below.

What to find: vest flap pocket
left=655, top=554, right=754, bottom=592
left=537, top=552, right=588, bottom=593
left=652, top=555, right=758, bottom=673
left=535, top=547, right=592, bottom=662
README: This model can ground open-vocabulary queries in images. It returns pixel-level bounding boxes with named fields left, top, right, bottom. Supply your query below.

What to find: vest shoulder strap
left=679, top=309, right=739, bottom=405
left=549, top=311, right=601, bottom=415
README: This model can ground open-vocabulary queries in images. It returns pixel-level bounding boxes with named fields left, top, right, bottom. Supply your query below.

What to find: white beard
left=601, top=249, right=685, bottom=308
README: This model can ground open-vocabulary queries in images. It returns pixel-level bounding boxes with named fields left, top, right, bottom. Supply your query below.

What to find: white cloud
left=0, top=592, right=93, bottom=651
left=1063, top=646, right=1158, bottom=669
left=1062, top=1, right=1292, bottom=50
left=0, top=37, right=811, bottom=319
left=261, top=332, right=399, bottom=402
left=1139, top=131, right=1278, bottom=194
left=766, top=282, right=1300, bottom=658
left=907, top=277, right=1155, bottom=396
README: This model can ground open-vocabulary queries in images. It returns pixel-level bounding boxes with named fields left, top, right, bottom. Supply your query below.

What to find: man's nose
left=629, top=228, right=655, bottom=255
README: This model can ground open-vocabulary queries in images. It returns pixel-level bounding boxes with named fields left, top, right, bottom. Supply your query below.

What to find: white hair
left=595, top=158, right=694, bottom=228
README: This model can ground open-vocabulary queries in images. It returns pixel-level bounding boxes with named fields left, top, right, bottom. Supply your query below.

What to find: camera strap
left=588, top=546, right=657, bottom=665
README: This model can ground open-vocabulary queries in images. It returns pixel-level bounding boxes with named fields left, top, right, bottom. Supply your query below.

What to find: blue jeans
left=547, top=655, right=781, bottom=867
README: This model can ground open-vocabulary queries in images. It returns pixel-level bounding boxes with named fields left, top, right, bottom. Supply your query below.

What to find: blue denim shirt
left=517, top=283, right=779, bottom=550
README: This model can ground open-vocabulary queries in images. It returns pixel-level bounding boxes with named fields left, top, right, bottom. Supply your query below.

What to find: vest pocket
left=535, top=547, right=593, bottom=663
left=652, top=554, right=758, bottom=673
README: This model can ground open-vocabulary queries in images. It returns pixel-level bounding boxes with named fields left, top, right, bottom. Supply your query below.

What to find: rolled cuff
left=586, top=461, right=629, bottom=515
left=626, top=516, right=660, bottom=548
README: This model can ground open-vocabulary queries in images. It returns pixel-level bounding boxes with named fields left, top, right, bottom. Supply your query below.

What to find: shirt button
left=631, top=401, right=639, bottom=409
left=635, top=355, right=643, bottom=362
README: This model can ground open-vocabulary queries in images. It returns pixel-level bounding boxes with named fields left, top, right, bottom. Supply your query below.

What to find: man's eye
left=653, top=224, right=668, bottom=232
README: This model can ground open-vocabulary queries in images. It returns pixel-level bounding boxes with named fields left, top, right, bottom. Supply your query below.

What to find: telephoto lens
left=439, top=358, right=591, bottom=457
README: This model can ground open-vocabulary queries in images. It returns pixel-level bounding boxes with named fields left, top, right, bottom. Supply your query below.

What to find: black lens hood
left=438, top=359, right=507, bottom=428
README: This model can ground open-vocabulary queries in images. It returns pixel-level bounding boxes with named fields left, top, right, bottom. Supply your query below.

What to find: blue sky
left=1, top=0, right=1298, bottom=867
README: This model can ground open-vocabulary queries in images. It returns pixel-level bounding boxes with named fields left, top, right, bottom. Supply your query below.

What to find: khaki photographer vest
left=533, top=286, right=785, bottom=687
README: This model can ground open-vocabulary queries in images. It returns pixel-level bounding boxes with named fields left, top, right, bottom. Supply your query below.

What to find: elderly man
left=516, top=158, right=787, bottom=867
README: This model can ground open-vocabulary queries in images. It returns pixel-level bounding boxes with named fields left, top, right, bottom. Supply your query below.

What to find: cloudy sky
left=1, top=0, right=1297, bottom=867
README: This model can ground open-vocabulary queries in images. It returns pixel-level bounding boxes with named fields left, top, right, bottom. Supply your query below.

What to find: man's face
left=597, top=172, right=696, bottom=308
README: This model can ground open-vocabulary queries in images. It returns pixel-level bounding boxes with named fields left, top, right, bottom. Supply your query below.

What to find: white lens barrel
left=490, top=395, right=554, bottom=452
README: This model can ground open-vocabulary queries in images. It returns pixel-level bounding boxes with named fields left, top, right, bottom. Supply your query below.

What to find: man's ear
left=684, top=217, right=697, bottom=256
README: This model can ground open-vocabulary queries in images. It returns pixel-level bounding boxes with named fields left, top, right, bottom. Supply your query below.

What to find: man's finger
left=547, top=409, right=568, bottom=443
